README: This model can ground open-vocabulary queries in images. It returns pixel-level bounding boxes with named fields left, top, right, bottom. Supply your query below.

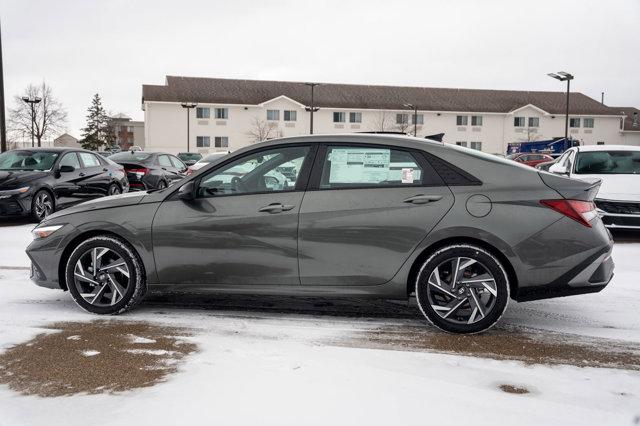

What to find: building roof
left=53, top=133, right=78, bottom=141
left=142, top=76, right=620, bottom=116
left=612, top=107, right=640, bottom=132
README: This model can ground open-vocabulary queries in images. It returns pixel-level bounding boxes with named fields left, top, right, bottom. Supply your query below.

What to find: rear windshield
left=0, top=150, right=59, bottom=171
left=574, top=151, right=640, bottom=174
left=109, top=152, right=153, bottom=162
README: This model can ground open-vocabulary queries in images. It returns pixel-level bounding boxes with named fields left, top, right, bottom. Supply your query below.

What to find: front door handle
left=258, top=203, right=296, bottom=213
left=403, top=194, right=443, bottom=204
left=79, top=172, right=86, bottom=177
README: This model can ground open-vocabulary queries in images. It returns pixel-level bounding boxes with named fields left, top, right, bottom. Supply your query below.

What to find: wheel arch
left=406, top=236, right=519, bottom=299
left=57, top=230, right=145, bottom=291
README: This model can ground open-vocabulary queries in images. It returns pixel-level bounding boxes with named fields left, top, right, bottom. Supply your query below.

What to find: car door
left=77, top=152, right=110, bottom=197
left=158, top=155, right=181, bottom=186
left=51, top=152, right=84, bottom=208
left=298, top=143, right=454, bottom=286
left=152, top=144, right=315, bottom=285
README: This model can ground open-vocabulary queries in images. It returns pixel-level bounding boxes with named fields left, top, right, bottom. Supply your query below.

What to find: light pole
left=403, top=103, right=418, bottom=136
left=304, top=83, right=320, bottom=134
left=0, top=19, right=7, bottom=152
left=21, top=96, right=42, bottom=147
left=547, top=71, right=574, bottom=142
left=180, top=102, right=197, bottom=152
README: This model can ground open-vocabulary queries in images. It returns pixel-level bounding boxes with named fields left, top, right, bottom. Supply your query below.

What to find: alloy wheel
left=34, top=191, right=54, bottom=219
left=72, top=247, right=130, bottom=307
left=108, top=184, right=121, bottom=195
left=426, top=256, right=498, bottom=325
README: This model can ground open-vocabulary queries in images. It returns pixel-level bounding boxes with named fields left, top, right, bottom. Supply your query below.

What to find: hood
left=574, top=174, right=640, bottom=202
left=0, top=170, right=49, bottom=189
left=46, top=191, right=148, bottom=220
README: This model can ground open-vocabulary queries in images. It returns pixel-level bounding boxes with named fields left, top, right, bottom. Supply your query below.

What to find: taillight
left=127, top=168, right=149, bottom=178
left=541, top=199, right=597, bottom=227
left=186, top=167, right=193, bottom=176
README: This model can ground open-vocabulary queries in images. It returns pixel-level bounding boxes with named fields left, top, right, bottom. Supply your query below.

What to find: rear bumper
left=513, top=244, right=614, bottom=302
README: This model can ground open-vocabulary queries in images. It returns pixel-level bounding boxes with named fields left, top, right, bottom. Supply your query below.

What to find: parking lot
left=0, top=219, right=638, bottom=425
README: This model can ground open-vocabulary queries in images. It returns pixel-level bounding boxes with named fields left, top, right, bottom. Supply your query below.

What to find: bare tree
left=371, top=111, right=393, bottom=132
left=8, top=82, right=67, bottom=147
left=247, top=117, right=278, bottom=142
left=519, top=127, right=543, bottom=143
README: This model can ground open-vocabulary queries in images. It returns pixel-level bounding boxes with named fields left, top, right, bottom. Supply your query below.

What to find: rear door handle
left=79, top=172, right=86, bottom=177
left=258, top=203, right=296, bottom=213
left=403, top=194, right=443, bottom=204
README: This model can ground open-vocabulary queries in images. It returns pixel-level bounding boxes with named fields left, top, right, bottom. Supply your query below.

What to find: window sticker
left=328, top=148, right=391, bottom=184
left=401, top=168, right=414, bottom=183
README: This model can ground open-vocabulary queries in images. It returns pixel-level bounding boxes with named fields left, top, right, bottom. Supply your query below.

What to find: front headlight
left=0, top=186, right=30, bottom=196
left=32, top=224, right=64, bottom=239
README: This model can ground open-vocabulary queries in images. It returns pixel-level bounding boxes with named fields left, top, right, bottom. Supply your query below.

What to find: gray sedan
left=26, top=134, right=613, bottom=334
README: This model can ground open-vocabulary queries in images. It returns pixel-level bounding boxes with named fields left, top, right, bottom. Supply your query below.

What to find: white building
left=142, top=76, right=634, bottom=155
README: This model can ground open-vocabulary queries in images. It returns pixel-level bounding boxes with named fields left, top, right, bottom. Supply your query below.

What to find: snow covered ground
left=0, top=222, right=639, bottom=426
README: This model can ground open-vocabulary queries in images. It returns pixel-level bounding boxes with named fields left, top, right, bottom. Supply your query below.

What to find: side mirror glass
left=59, top=165, right=75, bottom=173
left=548, top=163, right=568, bottom=175
left=178, top=181, right=195, bottom=202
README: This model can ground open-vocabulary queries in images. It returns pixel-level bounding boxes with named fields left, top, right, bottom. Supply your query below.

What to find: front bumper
left=596, top=199, right=640, bottom=230
left=0, top=193, right=32, bottom=217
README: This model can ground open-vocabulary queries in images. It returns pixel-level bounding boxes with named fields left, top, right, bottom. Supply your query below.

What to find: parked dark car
left=507, top=152, right=555, bottom=168
left=27, top=135, right=613, bottom=334
left=0, top=148, right=128, bottom=221
left=109, top=151, right=187, bottom=190
left=177, top=152, right=203, bottom=166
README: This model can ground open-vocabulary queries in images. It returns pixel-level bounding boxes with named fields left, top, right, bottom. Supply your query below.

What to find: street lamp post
left=0, top=19, right=7, bottom=153
left=180, top=102, right=197, bottom=152
left=304, top=83, right=320, bottom=134
left=547, top=72, right=574, bottom=143
left=21, top=97, right=42, bottom=147
left=403, top=103, right=418, bottom=136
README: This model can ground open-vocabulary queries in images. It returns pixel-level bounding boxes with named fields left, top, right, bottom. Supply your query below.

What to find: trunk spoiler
left=538, top=172, right=601, bottom=201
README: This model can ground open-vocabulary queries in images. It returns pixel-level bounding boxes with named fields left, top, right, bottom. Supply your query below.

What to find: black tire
left=31, top=189, right=55, bottom=222
left=157, top=180, right=167, bottom=190
left=65, top=235, right=147, bottom=315
left=108, top=183, right=122, bottom=196
left=415, top=244, right=509, bottom=334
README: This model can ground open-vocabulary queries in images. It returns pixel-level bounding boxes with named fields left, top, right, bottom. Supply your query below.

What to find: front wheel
left=415, top=244, right=510, bottom=334
left=107, top=183, right=121, bottom=196
left=156, top=180, right=167, bottom=190
left=65, top=235, right=147, bottom=314
left=31, top=189, right=55, bottom=222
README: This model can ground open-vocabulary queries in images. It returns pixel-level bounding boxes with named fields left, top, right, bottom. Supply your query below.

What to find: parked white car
left=186, top=151, right=231, bottom=175
left=549, top=145, right=640, bottom=229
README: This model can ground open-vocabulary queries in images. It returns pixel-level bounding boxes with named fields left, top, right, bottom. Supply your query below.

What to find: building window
left=267, top=110, right=280, bottom=121
left=196, top=107, right=210, bottom=119
left=514, top=117, right=525, bottom=127
left=333, top=112, right=345, bottom=123
left=126, top=125, right=134, bottom=132
left=597, top=141, right=605, bottom=145
left=570, top=118, right=581, bottom=128
left=412, top=114, right=424, bottom=125
left=456, top=141, right=467, bottom=147
left=214, top=136, right=229, bottom=148
left=196, top=136, right=210, bottom=147
left=283, top=110, right=297, bottom=121
left=456, top=116, right=468, bottom=126
left=215, top=108, right=228, bottom=119
left=471, top=115, right=482, bottom=126
left=349, top=112, right=362, bottom=123
left=528, top=117, right=539, bottom=127
left=583, top=118, right=594, bottom=128
left=396, top=113, right=409, bottom=124
left=470, top=142, right=482, bottom=151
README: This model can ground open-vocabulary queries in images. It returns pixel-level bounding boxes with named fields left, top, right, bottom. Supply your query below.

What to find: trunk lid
left=538, top=172, right=601, bottom=201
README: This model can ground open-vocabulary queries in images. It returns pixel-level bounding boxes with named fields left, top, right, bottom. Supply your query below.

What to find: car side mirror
left=59, top=165, right=75, bottom=173
left=548, top=163, right=568, bottom=175
left=178, top=181, right=195, bottom=202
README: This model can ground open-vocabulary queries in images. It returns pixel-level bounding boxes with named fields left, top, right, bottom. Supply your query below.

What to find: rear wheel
left=31, top=189, right=55, bottom=222
left=107, top=183, right=121, bottom=196
left=65, top=235, right=146, bottom=314
left=415, top=244, right=509, bottom=334
left=156, top=180, right=167, bottom=190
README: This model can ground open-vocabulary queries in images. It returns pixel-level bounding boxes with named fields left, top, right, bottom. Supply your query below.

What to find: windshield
left=178, top=153, right=202, bottom=161
left=506, top=153, right=520, bottom=160
left=574, top=151, right=640, bottom=175
left=0, top=150, right=59, bottom=171
left=109, top=152, right=153, bottom=162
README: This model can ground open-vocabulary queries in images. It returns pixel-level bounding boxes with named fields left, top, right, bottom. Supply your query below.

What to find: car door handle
left=258, top=203, right=295, bottom=213
left=403, top=194, right=443, bottom=204
left=79, top=172, right=86, bottom=177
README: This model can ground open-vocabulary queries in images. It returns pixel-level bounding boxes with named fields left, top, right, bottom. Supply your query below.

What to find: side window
left=158, top=155, right=173, bottom=167
left=59, top=153, right=81, bottom=169
left=78, top=152, right=100, bottom=168
left=198, top=146, right=310, bottom=197
left=319, top=146, right=425, bottom=189
left=565, top=151, right=576, bottom=172
left=170, top=156, right=186, bottom=170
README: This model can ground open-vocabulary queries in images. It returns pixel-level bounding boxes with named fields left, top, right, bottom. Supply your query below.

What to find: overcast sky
left=1, top=0, right=639, bottom=138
